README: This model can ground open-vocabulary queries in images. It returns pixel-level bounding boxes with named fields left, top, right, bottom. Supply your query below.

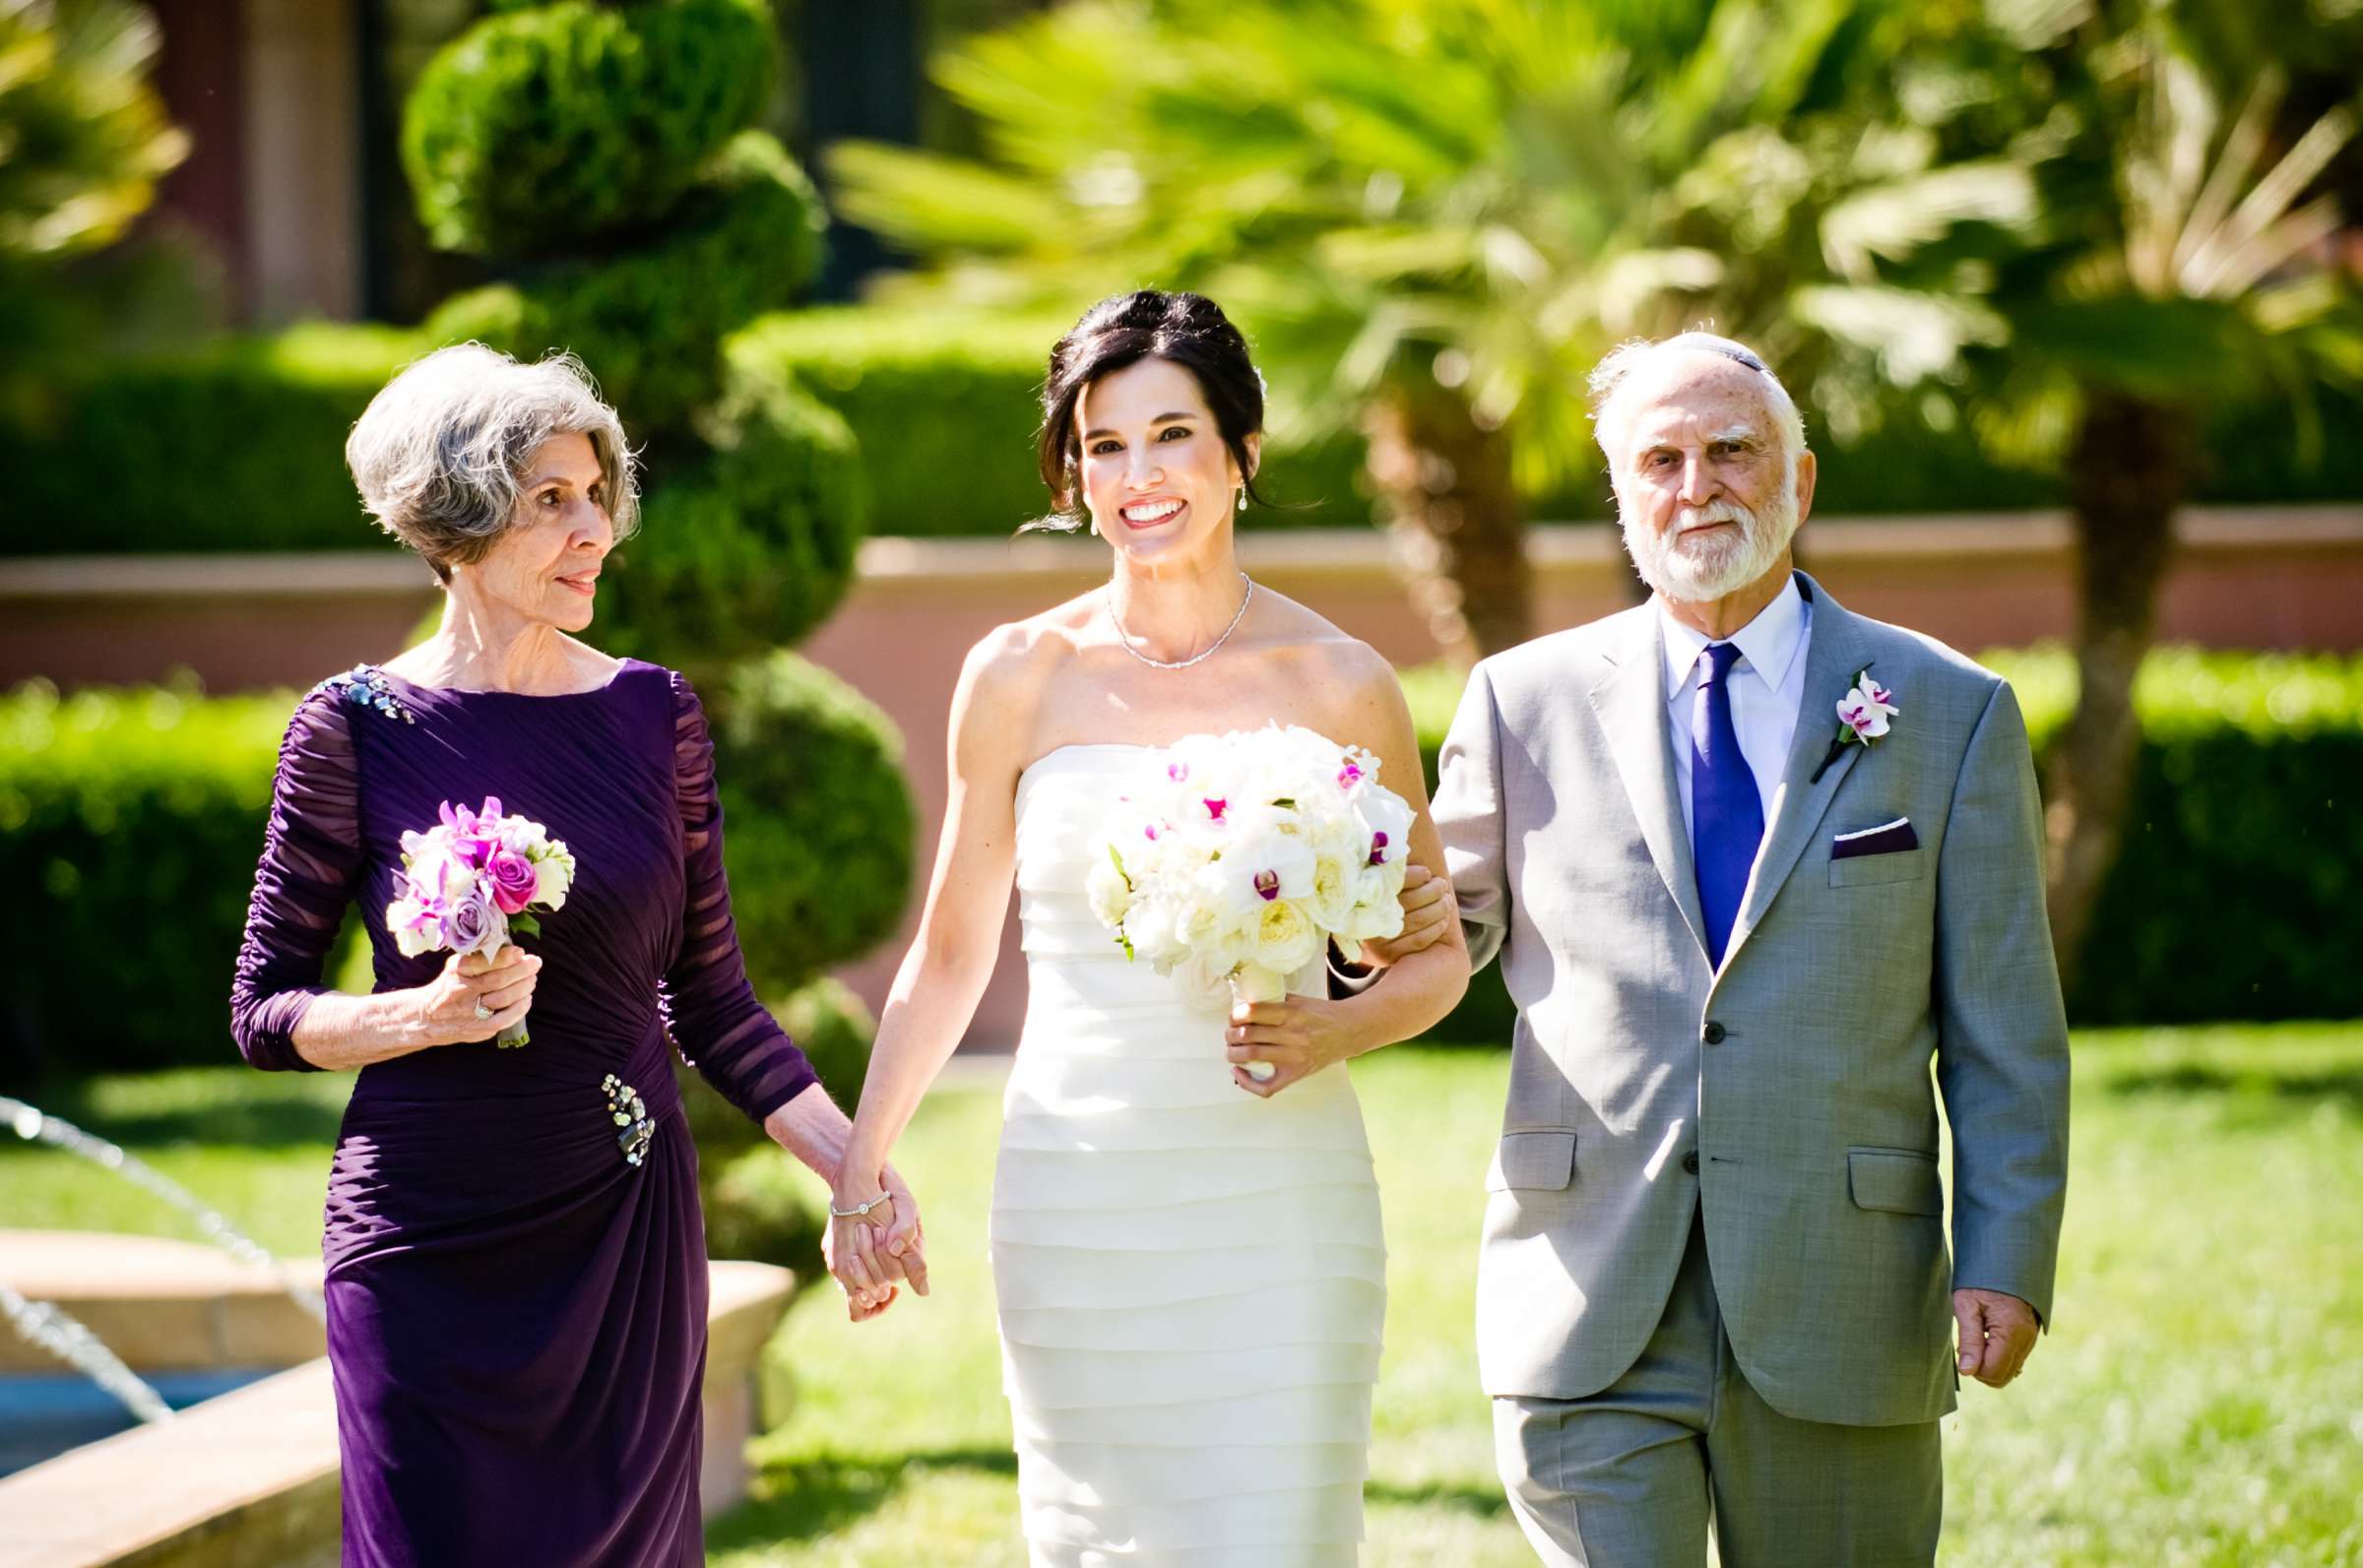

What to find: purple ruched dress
left=230, top=659, right=815, bottom=1567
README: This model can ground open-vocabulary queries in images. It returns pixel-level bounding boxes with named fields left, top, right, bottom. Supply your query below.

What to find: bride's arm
left=1228, top=649, right=1472, bottom=1095
left=828, top=632, right=1032, bottom=1308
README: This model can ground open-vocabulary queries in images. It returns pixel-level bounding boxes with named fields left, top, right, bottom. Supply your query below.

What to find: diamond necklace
left=1105, top=574, right=1254, bottom=670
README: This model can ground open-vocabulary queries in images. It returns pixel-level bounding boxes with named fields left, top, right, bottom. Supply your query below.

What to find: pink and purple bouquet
left=384, top=796, right=576, bottom=1047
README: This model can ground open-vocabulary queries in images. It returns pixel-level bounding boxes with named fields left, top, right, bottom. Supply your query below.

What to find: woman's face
left=454, top=432, right=613, bottom=631
left=1074, top=355, right=1255, bottom=566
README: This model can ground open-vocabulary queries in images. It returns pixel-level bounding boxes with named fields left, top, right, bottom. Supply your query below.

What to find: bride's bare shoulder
left=1253, top=589, right=1397, bottom=693
left=955, top=595, right=1100, bottom=727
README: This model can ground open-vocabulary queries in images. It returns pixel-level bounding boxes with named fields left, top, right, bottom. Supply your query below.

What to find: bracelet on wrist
left=830, top=1192, right=891, bottom=1221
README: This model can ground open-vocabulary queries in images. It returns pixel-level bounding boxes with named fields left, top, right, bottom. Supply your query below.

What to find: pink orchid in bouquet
left=384, top=797, right=576, bottom=1048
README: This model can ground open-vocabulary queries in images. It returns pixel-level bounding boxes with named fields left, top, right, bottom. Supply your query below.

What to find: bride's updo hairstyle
left=1032, top=289, right=1274, bottom=532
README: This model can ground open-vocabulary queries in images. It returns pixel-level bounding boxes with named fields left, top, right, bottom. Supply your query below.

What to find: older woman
left=229, top=345, right=918, bottom=1566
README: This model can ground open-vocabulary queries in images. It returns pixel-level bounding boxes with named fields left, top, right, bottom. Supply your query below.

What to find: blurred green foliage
left=5, top=320, right=2357, bottom=557
left=676, top=974, right=872, bottom=1274
left=1405, top=644, right=2363, bottom=1036
left=709, top=651, right=917, bottom=1004
left=598, top=339, right=868, bottom=666
left=0, top=680, right=289, bottom=1080
left=402, top=0, right=776, bottom=256
left=0, top=0, right=193, bottom=419
left=0, top=323, right=424, bottom=553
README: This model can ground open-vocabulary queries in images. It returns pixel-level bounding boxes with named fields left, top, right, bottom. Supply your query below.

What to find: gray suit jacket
left=1436, top=573, right=2069, bottom=1427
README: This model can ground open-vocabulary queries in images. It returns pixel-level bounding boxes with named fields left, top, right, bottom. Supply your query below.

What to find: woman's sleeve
left=659, top=671, right=819, bottom=1123
left=229, top=688, right=364, bottom=1072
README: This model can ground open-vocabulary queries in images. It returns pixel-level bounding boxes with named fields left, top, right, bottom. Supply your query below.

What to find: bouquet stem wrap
left=1228, top=964, right=1289, bottom=1082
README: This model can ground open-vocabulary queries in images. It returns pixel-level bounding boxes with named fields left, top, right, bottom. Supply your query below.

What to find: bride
left=827, top=289, right=1471, bottom=1564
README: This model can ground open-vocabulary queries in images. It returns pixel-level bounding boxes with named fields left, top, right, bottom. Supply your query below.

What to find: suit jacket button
left=1681, top=1151, right=1700, bottom=1175
left=1702, top=1021, right=1727, bottom=1045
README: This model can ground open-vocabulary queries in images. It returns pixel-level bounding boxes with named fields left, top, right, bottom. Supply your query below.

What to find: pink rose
left=486, top=846, right=539, bottom=914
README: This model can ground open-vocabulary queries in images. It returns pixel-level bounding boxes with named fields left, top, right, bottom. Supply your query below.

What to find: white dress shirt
left=1658, top=577, right=1814, bottom=849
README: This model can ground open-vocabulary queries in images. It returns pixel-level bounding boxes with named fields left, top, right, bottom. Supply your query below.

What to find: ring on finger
left=472, top=1000, right=493, bottom=1021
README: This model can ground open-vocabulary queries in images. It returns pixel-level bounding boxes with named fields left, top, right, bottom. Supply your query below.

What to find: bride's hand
left=1226, top=995, right=1363, bottom=1098
left=825, top=1164, right=928, bottom=1320
left=1357, top=862, right=1456, bottom=970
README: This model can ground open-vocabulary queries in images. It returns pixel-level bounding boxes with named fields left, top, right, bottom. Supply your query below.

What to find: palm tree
left=828, top=0, right=2033, bottom=665
left=1943, top=0, right=2363, bottom=986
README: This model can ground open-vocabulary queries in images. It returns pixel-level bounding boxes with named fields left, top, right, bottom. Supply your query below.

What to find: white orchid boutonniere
left=1811, top=667, right=1898, bottom=783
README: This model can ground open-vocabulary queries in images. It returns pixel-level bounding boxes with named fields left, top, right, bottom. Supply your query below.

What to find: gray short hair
left=345, top=344, right=640, bottom=581
left=1587, top=331, right=1808, bottom=472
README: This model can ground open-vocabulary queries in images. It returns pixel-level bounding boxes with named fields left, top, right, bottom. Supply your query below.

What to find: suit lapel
left=1722, top=573, right=1876, bottom=966
left=1585, top=609, right=1710, bottom=962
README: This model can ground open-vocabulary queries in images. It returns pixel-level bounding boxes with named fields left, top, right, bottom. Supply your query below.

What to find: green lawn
left=7, top=1027, right=2361, bottom=1565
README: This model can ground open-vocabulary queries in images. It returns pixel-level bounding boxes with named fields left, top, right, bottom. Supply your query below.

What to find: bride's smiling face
left=1075, top=356, right=1256, bottom=564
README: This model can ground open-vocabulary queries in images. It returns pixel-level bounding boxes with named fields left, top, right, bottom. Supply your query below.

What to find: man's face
left=1608, top=350, right=1811, bottom=601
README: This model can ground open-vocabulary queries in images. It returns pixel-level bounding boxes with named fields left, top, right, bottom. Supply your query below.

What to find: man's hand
left=1359, top=862, right=1456, bottom=969
left=1952, top=1287, right=2039, bottom=1387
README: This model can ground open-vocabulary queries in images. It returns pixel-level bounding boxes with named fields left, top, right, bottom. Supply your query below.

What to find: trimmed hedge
left=402, top=0, right=776, bottom=257
left=8, top=315, right=2357, bottom=557
left=426, top=132, right=825, bottom=435
left=708, top=650, right=917, bottom=1001
left=0, top=682, right=292, bottom=1082
left=0, top=665, right=911, bottom=1081
left=1995, top=647, right=2363, bottom=1027
left=597, top=345, right=867, bottom=665
left=734, top=306, right=1372, bottom=536
left=0, top=324, right=421, bottom=556
left=1404, top=646, right=2363, bottom=1037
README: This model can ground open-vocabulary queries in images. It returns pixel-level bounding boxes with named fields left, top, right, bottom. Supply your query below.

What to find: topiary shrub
left=425, top=132, right=824, bottom=434
left=673, top=972, right=871, bottom=1276
left=772, top=973, right=875, bottom=1108
left=402, top=0, right=776, bottom=257
left=597, top=354, right=865, bottom=667
left=395, top=0, right=917, bottom=1129
left=701, top=1143, right=826, bottom=1271
left=708, top=651, right=916, bottom=1001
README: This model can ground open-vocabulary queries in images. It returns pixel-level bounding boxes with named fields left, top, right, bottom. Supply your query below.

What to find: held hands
left=1952, top=1287, right=2040, bottom=1388
left=825, top=1163, right=927, bottom=1321
left=412, top=948, right=541, bottom=1045
left=1227, top=994, right=1363, bottom=1098
left=1358, top=862, right=1456, bottom=969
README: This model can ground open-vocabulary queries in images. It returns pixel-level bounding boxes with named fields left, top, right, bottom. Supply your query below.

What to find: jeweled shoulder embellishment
left=321, top=664, right=415, bottom=724
left=603, top=1074, right=653, bottom=1167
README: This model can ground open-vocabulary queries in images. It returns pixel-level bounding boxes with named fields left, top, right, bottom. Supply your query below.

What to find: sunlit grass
left=7, top=1025, right=2359, bottom=1564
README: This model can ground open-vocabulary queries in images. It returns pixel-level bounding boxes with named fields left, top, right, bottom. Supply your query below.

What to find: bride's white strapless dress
left=991, top=744, right=1388, bottom=1566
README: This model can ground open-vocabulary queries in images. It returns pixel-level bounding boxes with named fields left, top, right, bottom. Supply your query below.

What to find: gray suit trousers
left=1495, top=1212, right=1943, bottom=1567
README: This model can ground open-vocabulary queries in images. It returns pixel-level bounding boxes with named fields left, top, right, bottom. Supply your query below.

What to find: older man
left=1421, top=333, right=2070, bottom=1562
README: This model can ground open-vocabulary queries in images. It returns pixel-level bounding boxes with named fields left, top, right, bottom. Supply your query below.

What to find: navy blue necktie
left=1692, top=642, right=1764, bottom=969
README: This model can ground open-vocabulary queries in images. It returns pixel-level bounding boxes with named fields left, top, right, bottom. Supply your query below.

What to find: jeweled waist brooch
left=602, top=1074, right=653, bottom=1167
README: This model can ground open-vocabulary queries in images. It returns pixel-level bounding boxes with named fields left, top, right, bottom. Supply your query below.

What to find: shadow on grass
left=709, top=1450, right=1511, bottom=1547
left=2102, top=1062, right=2363, bottom=1118
left=1367, top=1478, right=1513, bottom=1519
left=707, top=1448, right=1019, bottom=1549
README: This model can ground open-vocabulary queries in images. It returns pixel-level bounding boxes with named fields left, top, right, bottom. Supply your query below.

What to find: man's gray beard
left=1621, top=489, right=1799, bottom=602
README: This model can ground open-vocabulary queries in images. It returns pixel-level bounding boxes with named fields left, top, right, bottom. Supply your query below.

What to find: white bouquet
left=1088, top=725, right=1413, bottom=1078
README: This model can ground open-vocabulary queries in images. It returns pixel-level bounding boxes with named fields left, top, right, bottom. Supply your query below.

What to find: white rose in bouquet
left=1090, top=724, right=1417, bottom=1082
